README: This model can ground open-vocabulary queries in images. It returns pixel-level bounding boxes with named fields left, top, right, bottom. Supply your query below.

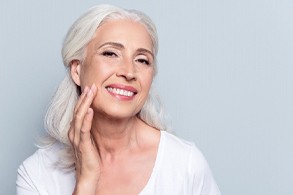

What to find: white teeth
left=106, top=87, right=134, bottom=97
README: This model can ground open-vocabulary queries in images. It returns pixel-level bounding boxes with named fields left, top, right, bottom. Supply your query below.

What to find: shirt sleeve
left=16, top=144, right=75, bottom=195
left=16, top=150, right=42, bottom=195
left=16, top=163, right=39, bottom=195
left=189, top=145, right=221, bottom=195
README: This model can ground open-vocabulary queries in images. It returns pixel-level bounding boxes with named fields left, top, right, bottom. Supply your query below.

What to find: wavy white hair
left=41, top=4, right=166, bottom=168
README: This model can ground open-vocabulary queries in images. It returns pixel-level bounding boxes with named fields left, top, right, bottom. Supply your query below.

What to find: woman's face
left=72, top=19, right=155, bottom=119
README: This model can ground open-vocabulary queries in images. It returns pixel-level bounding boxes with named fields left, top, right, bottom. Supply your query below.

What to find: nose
left=116, top=58, right=136, bottom=81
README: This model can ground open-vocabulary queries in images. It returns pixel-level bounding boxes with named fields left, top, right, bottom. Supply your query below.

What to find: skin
left=69, top=19, right=161, bottom=195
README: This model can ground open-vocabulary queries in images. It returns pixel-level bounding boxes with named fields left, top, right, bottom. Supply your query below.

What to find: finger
left=68, top=127, right=79, bottom=165
left=73, top=84, right=97, bottom=146
left=68, top=125, right=74, bottom=144
left=80, top=108, right=94, bottom=142
left=71, top=86, right=88, bottom=146
left=74, top=86, right=89, bottom=113
left=68, top=126, right=80, bottom=172
left=74, top=84, right=97, bottom=119
left=90, top=83, right=98, bottom=97
left=75, top=84, right=97, bottom=117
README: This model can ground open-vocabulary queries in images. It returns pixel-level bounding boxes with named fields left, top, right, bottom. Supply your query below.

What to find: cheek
left=80, top=62, right=114, bottom=88
left=141, top=73, right=154, bottom=92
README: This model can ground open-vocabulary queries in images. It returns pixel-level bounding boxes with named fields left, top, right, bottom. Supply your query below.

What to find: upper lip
left=105, top=84, right=138, bottom=94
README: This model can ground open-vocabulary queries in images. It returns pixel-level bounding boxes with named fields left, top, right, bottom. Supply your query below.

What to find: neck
left=91, top=114, right=141, bottom=161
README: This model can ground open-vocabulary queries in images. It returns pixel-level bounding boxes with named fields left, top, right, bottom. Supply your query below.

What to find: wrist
left=73, top=177, right=98, bottom=195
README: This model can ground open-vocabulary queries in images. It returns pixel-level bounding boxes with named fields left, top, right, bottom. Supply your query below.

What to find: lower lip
left=107, top=90, right=136, bottom=101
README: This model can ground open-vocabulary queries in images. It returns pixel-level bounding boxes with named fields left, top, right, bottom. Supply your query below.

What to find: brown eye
left=102, top=51, right=117, bottom=57
left=136, top=58, right=150, bottom=65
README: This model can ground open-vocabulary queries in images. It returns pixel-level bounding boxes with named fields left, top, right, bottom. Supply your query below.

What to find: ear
left=70, top=60, right=81, bottom=86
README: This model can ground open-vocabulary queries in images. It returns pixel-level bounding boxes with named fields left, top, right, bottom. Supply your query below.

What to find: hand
left=68, top=84, right=100, bottom=195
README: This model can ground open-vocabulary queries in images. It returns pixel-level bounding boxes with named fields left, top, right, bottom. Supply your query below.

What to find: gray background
left=1, top=0, right=292, bottom=194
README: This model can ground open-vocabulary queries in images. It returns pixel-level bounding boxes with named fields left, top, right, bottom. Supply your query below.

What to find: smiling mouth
left=106, top=87, right=136, bottom=97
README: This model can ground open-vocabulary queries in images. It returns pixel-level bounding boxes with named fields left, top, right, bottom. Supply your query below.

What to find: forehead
left=91, top=19, right=153, bottom=51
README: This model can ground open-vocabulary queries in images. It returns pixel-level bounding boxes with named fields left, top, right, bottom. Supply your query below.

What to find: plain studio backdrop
left=1, top=0, right=292, bottom=194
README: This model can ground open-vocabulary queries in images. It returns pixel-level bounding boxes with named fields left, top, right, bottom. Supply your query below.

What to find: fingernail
left=87, top=108, right=93, bottom=114
left=91, top=84, right=97, bottom=93
left=87, top=89, right=93, bottom=97
left=83, top=86, right=89, bottom=94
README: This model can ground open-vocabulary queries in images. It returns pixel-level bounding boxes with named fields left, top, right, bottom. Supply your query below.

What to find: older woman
left=17, top=4, right=220, bottom=195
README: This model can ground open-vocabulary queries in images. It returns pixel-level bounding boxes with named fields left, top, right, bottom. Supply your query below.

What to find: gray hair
left=41, top=4, right=166, bottom=168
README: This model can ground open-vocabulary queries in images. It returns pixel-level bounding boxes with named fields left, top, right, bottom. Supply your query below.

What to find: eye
left=136, top=58, right=150, bottom=65
left=102, top=51, right=118, bottom=57
left=135, top=53, right=153, bottom=66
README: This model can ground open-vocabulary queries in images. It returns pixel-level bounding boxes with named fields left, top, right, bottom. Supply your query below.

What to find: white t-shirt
left=17, top=131, right=221, bottom=195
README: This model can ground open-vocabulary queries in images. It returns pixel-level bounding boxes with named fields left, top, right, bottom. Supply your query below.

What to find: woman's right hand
left=68, top=84, right=100, bottom=195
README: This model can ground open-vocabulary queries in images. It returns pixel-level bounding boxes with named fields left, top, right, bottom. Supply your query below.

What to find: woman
left=17, top=4, right=220, bottom=195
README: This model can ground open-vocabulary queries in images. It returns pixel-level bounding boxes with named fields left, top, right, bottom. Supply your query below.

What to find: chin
left=93, top=105, right=141, bottom=120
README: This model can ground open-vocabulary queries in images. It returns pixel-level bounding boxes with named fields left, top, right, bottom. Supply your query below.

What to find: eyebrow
left=97, top=42, right=154, bottom=59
